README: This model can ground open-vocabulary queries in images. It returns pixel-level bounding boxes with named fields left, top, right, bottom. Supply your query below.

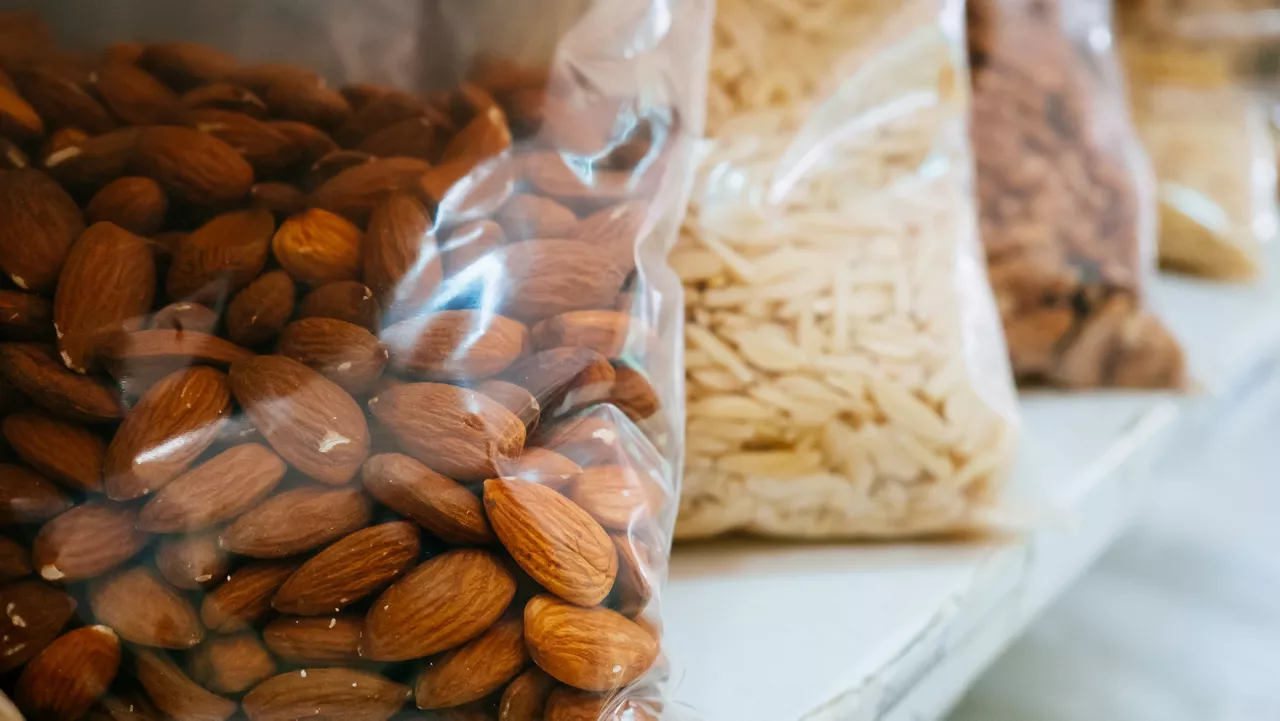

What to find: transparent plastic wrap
left=0, top=2, right=707, bottom=720
left=674, top=0, right=1019, bottom=540
left=1117, top=0, right=1280, bottom=80
left=969, top=0, right=1187, bottom=389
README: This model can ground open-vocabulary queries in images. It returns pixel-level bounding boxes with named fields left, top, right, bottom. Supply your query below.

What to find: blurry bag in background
left=969, top=0, right=1187, bottom=389
left=675, top=0, right=1020, bottom=539
left=0, top=2, right=709, bottom=719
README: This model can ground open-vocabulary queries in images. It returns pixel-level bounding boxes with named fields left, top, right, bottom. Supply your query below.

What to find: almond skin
left=531, top=310, right=632, bottom=359
left=188, top=633, right=277, bottom=695
left=0, top=536, right=32, bottom=582
left=361, top=453, right=494, bottom=545
left=494, top=194, right=577, bottom=241
left=220, top=486, right=372, bottom=558
left=104, top=366, right=232, bottom=500
left=262, top=73, right=353, bottom=129
left=262, top=615, right=364, bottom=665
left=491, top=240, right=627, bottom=323
left=89, top=566, right=204, bottom=649
left=12, top=67, right=115, bottom=135
left=42, top=127, right=140, bottom=194
left=494, top=447, right=581, bottom=490
left=201, top=560, right=298, bottom=633
left=134, top=649, right=238, bottom=721
left=415, top=617, right=529, bottom=709
left=32, top=501, right=149, bottom=582
left=498, top=668, right=554, bottom=721
left=133, top=125, right=255, bottom=207
left=361, top=548, right=516, bottom=661
left=382, top=310, right=527, bottom=382
left=229, top=355, right=370, bottom=485
left=273, top=208, right=363, bottom=285
left=568, top=466, right=663, bottom=532
left=53, top=222, right=157, bottom=374
left=278, top=317, right=388, bottom=396
left=0, top=170, right=85, bottom=292
left=273, top=521, right=420, bottom=616
left=298, top=281, right=382, bottom=332
left=483, top=478, right=617, bottom=606
left=184, top=108, right=299, bottom=177
left=225, top=269, right=296, bottom=347
left=543, top=687, right=659, bottom=721
left=166, top=208, right=275, bottom=302
left=523, top=595, right=658, bottom=692
left=368, top=382, right=524, bottom=481
left=13, top=625, right=120, bottom=721
left=242, top=668, right=408, bottom=721
left=0, top=581, right=77, bottom=673
left=92, top=60, right=181, bottom=125
left=362, top=191, right=441, bottom=304
left=137, top=443, right=287, bottom=532
left=84, top=176, right=168, bottom=236
left=310, top=157, right=433, bottom=225
left=501, top=348, right=616, bottom=420
left=0, top=343, right=123, bottom=422
left=0, top=464, right=74, bottom=525
left=155, top=530, right=228, bottom=590
left=140, top=42, right=237, bottom=90
left=0, top=290, right=54, bottom=341
left=475, top=379, right=542, bottom=434
left=3, top=411, right=105, bottom=492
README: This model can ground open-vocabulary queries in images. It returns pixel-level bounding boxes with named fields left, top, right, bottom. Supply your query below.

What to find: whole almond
left=104, top=366, right=232, bottom=500
left=133, top=125, right=254, bottom=207
left=242, top=668, right=408, bottom=721
left=523, top=595, right=657, bottom=692
left=12, top=67, right=115, bottom=134
left=491, top=240, right=627, bottom=323
left=368, top=382, right=524, bottom=480
left=0, top=536, right=32, bottom=581
left=155, top=531, right=228, bottom=590
left=335, top=89, right=431, bottom=147
left=224, top=270, right=296, bottom=347
left=134, top=650, right=237, bottom=721
left=494, top=195, right=577, bottom=242
left=475, top=380, right=541, bottom=433
left=184, top=108, right=299, bottom=176
left=0, top=85, right=44, bottom=140
left=382, top=311, right=526, bottom=382
left=356, top=116, right=440, bottom=160
left=278, top=317, right=387, bottom=395
left=273, top=209, right=363, bottom=285
left=148, top=302, right=219, bottom=334
left=521, top=152, right=632, bottom=207
left=181, top=82, right=269, bottom=116
left=362, top=191, right=442, bottom=310
left=3, top=411, right=105, bottom=492
left=310, top=157, right=433, bottom=225
left=361, top=453, right=494, bottom=545
left=362, top=548, right=516, bottom=662
left=250, top=181, right=308, bottom=217
left=92, top=61, right=180, bottom=125
left=262, top=74, right=352, bottom=129
left=167, top=208, right=274, bottom=302
left=53, top=222, right=157, bottom=373
left=0, top=581, right=77, bottom=672
left=441, top=219, right=506, bottom=276
left=304, top=150, right=375, bottom=191
left=13, top=625, right=120, bottom=721
left=501, top=348, right=616, bottom=419
left=89, top=566, right=204, bottom=649
left=188, top=633, right=277, bottom=695
left=612, top=535, right=658, bottom=618
left=262, top=615, right=364, bottom=665
left=201, top=560, right=298, bottom=633
left=533, top=416, right=635, bottom=469
left=543, top=688, right=658, bottom=721
left=416, top=617, right=529, bottom=709
left=85, top=177, right=169, bottom=235
left=484, top=478, right=616, bottom=606
left=89, top=686, right=165, bottom=721
left=269, top=120, right=338, bottom=169
left=0, top=170, right=85, bottom=292
left=441, top=104, right=512, bottom=164
left=574, top=201, right=647, bottom=269
left=607, top=365, right=660, bottom=421
left=493, top=447, right=581, bottom=490
left=223, top=63, right=320, bottom=96
left=298, top=281, right=382, bottom=332
left=138, top=443, right=286, bottom=532
left=0, top=290, right=54, bottom=341
left=32, top=501, right=149, bottom=581
left=0, top=464, right=73, bottom=524
left=220, top=486, right=372, bottom=558
left=531, top=310, right=632, bottom=359
left=100, top=330, right=252, bottom=395
left=0, top=344, right=123, bottom=422
left=139, top=42, right=236, bottom=90
left=569, top=466, right=662, bottom=532
left=42, top=127, right=140, bottom=193
left=498, top=668, right=554, bottom=721
left=229, top=355, right=370, bottom=485
left=273, top=521, right=420, bottom=616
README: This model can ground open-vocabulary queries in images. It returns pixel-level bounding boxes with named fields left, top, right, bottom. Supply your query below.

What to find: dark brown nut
left=167, top=208, right=274, bottom=303
left=188, top=633, right=276, bottom=695
left=43, top=127, right=140, bottom=193
left=0, top=291, right=53, bottom=341
left=262, top=614, right=364, bottom=665
left=361, top=453, right=495, bottom=545
left=181, top=82, right=269, bottom=116
left=139, top=41, right=236, bottom=90
left=200, top=560, right=298, bottom=633
left=0, top=137, right=31, bottom=170
left=3, top=410, right=106, bottom=493
left=219, top=486, right=372, bottom=558
left=183, top=108, right=299, bottom=177
left=442, top=219, right=506, bottom=276
left=12, top=66, right=116, bottom=134
left=0, top=169, right=85, bottom=293
left=250, top=181, right=308, bottom=218
left=0, top=464, right=74, bottom=525
left=272, top=521, right=420, bottom=615
left=33, top=501, right=149, bottom=582
left=148, top=301, right=219, bottom=334
left=302, top=149, right=375, bottom=191
left=356, top=116, right=441, bottom=160
left=382, top=310, right=527, bottom=382
left=363, top=191, right=442, bottom=315
left=92, top=60, right=181, bottom=125
left=0, top=343, right=123, bottom=422
left=13, top=625, right=120, bottom=721
left=224, top=269, right=296, bottom=347
left=85, top=177, right=169, bottom=236
left=0, top=581, right=78, bottom=673
left=310, top=157, right=434, bottom=225
left=155, top=530, right=228, bottom=590
left=262, top=73, right=352, bottom=129
left=132, top=125, right=255, bottom=207
left=297, top=281, right=382, bottom=332
left=0, top=536, right=32, bottom=582
left=278, top=317, right=388, bottom=396
left=268, top=120, right=338, bottom=169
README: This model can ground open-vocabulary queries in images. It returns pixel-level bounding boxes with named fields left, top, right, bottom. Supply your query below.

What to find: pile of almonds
left=0, top=15, right=672, bottom=721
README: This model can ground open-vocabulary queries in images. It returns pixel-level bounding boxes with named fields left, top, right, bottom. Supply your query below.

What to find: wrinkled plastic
left=969, top=0, right=1187, bottom=389
left=674, top=0, right=1019, bottom=539
left=0, top=2, right=705, bottom=719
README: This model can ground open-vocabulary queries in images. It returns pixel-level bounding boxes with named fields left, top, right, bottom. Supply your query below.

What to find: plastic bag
left=968, top=0, right=1187, bottom=389
left=674, top=0, right=1019, bottom=539
left=0, top=2, right=706, bottom=719
left=1117, top=0, right=1280, bottom=79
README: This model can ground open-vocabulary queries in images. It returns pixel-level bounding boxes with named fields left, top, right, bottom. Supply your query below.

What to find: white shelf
left=662, top=244, right=1280, bottom=721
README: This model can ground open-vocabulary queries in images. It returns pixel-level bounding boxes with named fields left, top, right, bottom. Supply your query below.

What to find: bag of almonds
left=969, top=0, right=1187, bottom=388
left=0, top=2, right=707, bottom=719
left=674, top=0, right=1020, bottom=539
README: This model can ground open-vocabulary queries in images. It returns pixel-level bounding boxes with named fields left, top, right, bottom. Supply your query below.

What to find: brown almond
left=0, top=343, right=123, bottom=421
left=139, top=42, right=236, bottom=91
left=167, top=208, right=274, bottom=302
left=133, top=125, right=254, bottom=207
left=188, top=633, right=276, bottom=695
left=361, top=453, right=494, bottom=545
left=335, top=89, right=433, bottom=146
left=278, top=317, right=387, bottom=396
left=262, top=615, right=364, bottom=665
left=494, top=195, right=577, bottom=242
left=43, top=127, right=140, bottom=193
left=92, top=61, right=180, bottom=125
left=382, top=311, right=526, bottom=382
left=491, top=240, right=627, bottom=323
left=363, top=191, right=442, bottom=313
left=273, top=521, right=420, bottom=616
left=100, top=330, right=252, bottom=395
left=416, top=617, right=529, bottom=709
left=501, top=348, right=616, bottom=419
left=521, top=152, right=632, bottom=207
left=181, top=82, right=269, bottom=116
left=531, top=311, right=632, bottom=359
left=574, top=201, right=647, bottom=271
left=0, top=84, right=44, bottom=140
left=569, top=466, right=663, bottom=532
left=493, top=447, right=581, bottom=490
left=3, top=411, right=105, bottom=492
left=220, top=486, right=372, bottom=558
left=441, top=104, right=512, bottom=164
left=273, top=209, right=363, bottom=285
left=303, top=149, right=375, bottom=191
left=338, top=82, right=398, bottom=111
left=0, top=581, right=77, bottom=672
left=85, top=177, right=169, bottom=235
left=0, top=536, right=32, bottom=581
left=223, top=63, right=321, bottom=95
left=484, top=478, right=616, bottom=606
left=523, top=595, right=657, bottom=692
left=250, top=181, right=308, bottom=218
left=607, top=364, right=660, bottom=421
left=184, top=108, right=299, bottom=177
left=242, top=668, right=408, bottom=721
left=475, top=380, right=541, bottom=434
left=224, top=270, right=296, bottom=347
left=310, top=157, right=433, bottom=225
left=104, top=366, right=232, bottom=500
left=298, top=281, right=382, bottom=332
left=229, top=355, right=370, bottom=485
left=134, top=650, right=237, bottom=721
left=441, top=219, right=506, bottom=275
left=138, top=443, right=286, bottom=533
left=14, top=625, right=120, bottom=721
left=89, top=566, right=204, bottom=649
left=0, top=290, right=54, bottom=341
left=0, top=464, right=73, bottom=524
left=32, top=501, right=149, bottom=581
left=155, top=530, right=228, bottom=590
left=368, top=382, right=524, bottom=480
left=88, top=686, right=165, bottom=721
left=103, top=40, right=145, bottom=63
left=356, top=116, right=441, bottom=160
left=53, top=222, right=157, bottom=373
left=263, top=74, right=352, bottom=129
left=12, top=67, right=115, bottom=134
left=0, top=169, right=85, bottom=292
left=361, top=548, right=516, bottom=661
left=498, top=668, right=554, bottom=721
left=148, top=302, right=219, bottom=335
left=543, top=688, right=658, bottom=721
left=533, top=415, right=637, bottom=469
left=269, top=120, right=338, bottom=168
left=201, top=560, right=298, bottom=633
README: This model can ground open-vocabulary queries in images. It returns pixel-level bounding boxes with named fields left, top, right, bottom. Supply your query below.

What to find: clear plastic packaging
left=674, top=0, right=1019, bottom=539
left=0, top=3, right=706, bottom=719
left=969, top=0, right=1187, bottom=389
